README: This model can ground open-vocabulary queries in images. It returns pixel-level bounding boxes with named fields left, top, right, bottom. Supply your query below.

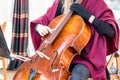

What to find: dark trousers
left=70, top=64, right=110, bottom=80
left=70, top=64, right=90, bottom=80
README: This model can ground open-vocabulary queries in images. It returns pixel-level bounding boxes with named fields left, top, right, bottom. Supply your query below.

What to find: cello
left=13, top=0, right=91, bottom=80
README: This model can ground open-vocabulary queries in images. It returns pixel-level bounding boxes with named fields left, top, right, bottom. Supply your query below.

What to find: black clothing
left=55, top=0, right=63, bottom=17
left=92, top=18, right=115, bottom=37
left=56, top=2, right=115, bottom=37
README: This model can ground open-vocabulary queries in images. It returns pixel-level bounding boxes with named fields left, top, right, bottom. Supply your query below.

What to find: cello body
left=13, top=14, right=91, bottom=80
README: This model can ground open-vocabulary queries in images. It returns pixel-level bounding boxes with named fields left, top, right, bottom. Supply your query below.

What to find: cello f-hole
left=51, top=50, right=59, bottom=72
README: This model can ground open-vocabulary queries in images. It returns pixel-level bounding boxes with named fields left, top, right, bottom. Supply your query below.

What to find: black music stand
left=0, top=27, right=11, bottom=59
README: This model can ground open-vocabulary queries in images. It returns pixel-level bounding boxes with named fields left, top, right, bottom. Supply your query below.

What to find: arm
left=70, top=3, right=115, bottom=37
left=92, top=18, right=114, bottom=37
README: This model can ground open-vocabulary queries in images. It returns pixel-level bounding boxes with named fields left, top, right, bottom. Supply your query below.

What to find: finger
left=42, top=28, right=49, bottom=34
left=47, top=27, right=53, bottom=33
left=37, top=29, right=44, bottom=36
left=42, top=30, right=49, bottom=35
left=51, top=29, right=55, bottom=33
left=39, top=32, right=44, bottom=36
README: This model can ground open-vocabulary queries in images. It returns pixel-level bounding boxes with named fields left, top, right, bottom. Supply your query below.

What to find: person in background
left=30, top=0, right=119, bottom=80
